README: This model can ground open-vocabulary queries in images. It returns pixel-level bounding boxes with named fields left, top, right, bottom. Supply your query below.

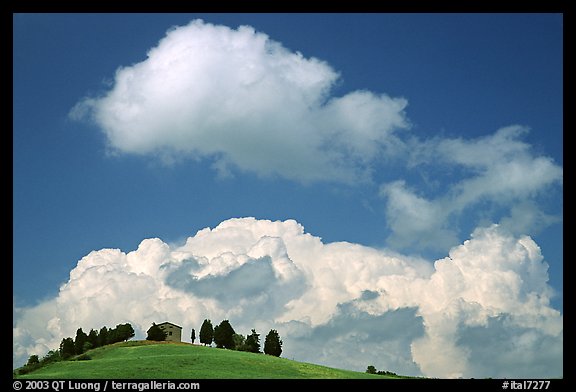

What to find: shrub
left=75, top=353, right=92, bottom=361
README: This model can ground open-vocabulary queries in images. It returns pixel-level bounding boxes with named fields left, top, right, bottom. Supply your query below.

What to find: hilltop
left=14, top=340, right=404, bottom=379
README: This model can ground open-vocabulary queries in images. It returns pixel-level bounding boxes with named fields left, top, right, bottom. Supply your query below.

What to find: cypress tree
left=199, top=319, right=213, bottom=346
left=59, top=337, right=75, bottom=359
left=98, top=326, right=109, bottom=347
left=88, top=329, right=99, bottom=349
left=245, top=329, right=261, bottom=353
left=74, top=328, right=88, bottom=355
left=264, top=329, right=282, bottom=357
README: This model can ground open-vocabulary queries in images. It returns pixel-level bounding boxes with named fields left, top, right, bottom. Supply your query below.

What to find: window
left=169, top=332, right=172, bottom=336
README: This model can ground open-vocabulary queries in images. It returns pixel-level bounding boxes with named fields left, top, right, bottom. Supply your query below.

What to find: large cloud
left=70, top=19, right=409, bottom=183
left=13, top=218, right=562, bottom=378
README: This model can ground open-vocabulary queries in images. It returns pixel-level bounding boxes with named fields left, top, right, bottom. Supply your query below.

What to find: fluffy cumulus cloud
left=13, top=218, right=562, bottom=378
left=70, top=19, right=409, bottom=183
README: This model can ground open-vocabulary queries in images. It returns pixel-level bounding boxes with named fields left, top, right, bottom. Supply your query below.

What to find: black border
left=8, top=0, right=569, bottom=389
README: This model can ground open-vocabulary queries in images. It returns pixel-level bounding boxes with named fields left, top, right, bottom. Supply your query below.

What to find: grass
left=15, top=340, right=401, bottom=379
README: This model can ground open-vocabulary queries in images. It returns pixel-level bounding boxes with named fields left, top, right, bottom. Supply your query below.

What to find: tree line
left=147, top=319, right=283, bottom=357
left=366, top=365, right=399, bottom=377
left=60, top=323, right=135, bottom=359
left=15, top=323, right=135, bottom=375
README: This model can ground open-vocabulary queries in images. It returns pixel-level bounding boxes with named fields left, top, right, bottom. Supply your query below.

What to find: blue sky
left=13, top=13, right=563, bottom=377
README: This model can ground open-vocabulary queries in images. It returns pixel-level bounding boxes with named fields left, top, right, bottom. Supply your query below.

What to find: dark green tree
left=41, top=350, right=60, bottom=365
left=105, top=323, right=134, bottom=344
left=366, top=365, right=377, bottom=374
left=59, top=337, right=75, bottom=359
left=74, top=328, right=88, bottom=355
left=98, top=326, right=109, bottom=347
left=263, top=329, right=282, bottom=357
left=213, top=324, right=221, bottom=347
left=107, top=327, right=119, bottom=344
left=115, top=323, right=135, bottom=342
left=199, top=319, right=214, bottom=346
left=26, top=355, right=39, bottom=367
left=191, top=328, right=196, bottom=344
left=146, top=323, right=167, bottom=341
left=20, top=355, right=41, bottom=374
left=213, top=320, right=236, bottom=349
left=232, top=333, right=246, bottom=351
left=87, top=329, right=99, bottom=349
left=245, top=329, right=261, bottom=353
left=82, top=341, right=93, bottom=353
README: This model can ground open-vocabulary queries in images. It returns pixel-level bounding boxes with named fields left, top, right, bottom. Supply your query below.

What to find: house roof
left=157, top=321, right=182, bottom=330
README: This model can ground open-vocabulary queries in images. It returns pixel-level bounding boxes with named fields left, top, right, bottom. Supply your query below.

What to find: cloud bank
left=13, top=218, right=562, bottom=378
left=71, top=19, right=409, bottom=183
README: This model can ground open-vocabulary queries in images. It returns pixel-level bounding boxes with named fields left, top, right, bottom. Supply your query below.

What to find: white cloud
left=380, top=125, right=563, bottom=251
left=425, top=125, right=532, bottom=169
left=13, top=218, right=562, bottom=378
left=380, top=180, right=458, bottom=250
left=410, top=224, right=562, bottom=378
left=499, top=201, right=562, bottom=236
left=70, top=19, right=409, bottom=183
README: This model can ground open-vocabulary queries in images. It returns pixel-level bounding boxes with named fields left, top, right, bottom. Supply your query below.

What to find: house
left=157, top=322, right=182, bottom=343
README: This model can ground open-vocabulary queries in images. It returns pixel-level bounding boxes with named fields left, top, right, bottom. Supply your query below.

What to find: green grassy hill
left=15, top=340, right=400, bottom=379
